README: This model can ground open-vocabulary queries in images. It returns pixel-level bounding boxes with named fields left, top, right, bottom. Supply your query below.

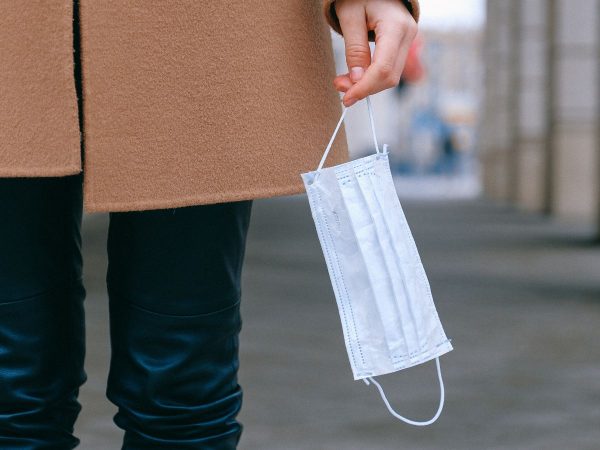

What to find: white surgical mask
left=301, top=97, right=453, bottom=426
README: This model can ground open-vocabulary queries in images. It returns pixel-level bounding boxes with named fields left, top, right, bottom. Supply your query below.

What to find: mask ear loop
left=316, top=107, right=348, bottom=172
left=366, top=96, right=380, bottom=154
left=363, top=357, right=445, bottom=426
left=315, top=95, right=383, bottom=175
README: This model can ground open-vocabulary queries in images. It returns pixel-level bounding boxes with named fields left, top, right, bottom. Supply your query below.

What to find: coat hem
left=83, top=183, right=309, bottom=213
left=0, top=165, right=82, bottom=178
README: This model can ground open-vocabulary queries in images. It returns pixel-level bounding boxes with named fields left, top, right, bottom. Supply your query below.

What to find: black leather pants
left=0, top=173, right=253, bottom=449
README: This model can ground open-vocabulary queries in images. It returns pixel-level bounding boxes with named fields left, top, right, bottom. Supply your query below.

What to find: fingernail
left=350, top=67, right=364, bottom=83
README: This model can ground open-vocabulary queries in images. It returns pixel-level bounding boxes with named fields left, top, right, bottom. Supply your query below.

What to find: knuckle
left=336, top=2, right=362, bottom=25
left=376, top=63, right=394, bottom=80
left=335, top=0, right=350, bottom=18
left=378, top=65, right=400, bottom=87
left=345, top=43, right=371, bottom=61
left=389, top=14, right=417, bottom=38
left=406, top=20, right=418, bottom=38
left=384, top=77, right=398, bottom=88
left=388, top=73, right=401, bottom=87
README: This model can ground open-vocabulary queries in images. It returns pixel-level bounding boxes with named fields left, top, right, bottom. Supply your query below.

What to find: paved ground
left=75, top=196, right=600, bottom=449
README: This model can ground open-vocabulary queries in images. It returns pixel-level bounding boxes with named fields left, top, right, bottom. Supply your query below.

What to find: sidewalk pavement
left=75, top=196, right=600, bottom=450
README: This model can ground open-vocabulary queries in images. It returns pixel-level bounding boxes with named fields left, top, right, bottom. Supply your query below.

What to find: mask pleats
left=355, top=161, right=427, bottom=361
left=372, top=157, right=446, bottom=356
left=338, top=162, right=412, bottom=366
left=311, top=167, right=395, bottom=378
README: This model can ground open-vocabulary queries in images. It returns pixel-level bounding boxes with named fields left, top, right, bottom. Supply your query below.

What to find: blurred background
left=334, top=0, right=484, bottom=201
left=75, top=1, right=600, bottom=448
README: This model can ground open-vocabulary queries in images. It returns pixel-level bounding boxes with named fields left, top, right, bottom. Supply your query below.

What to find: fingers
left=343, top=24, right=409, bottom=106
left=340, top=1, right=418, bottom=107
left=334, top=73, right=353, bottom=92
left=336, top=0, right=371, bottom=83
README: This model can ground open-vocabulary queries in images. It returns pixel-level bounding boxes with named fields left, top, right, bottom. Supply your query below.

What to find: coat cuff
left=323, top=0, right=420, bottom=39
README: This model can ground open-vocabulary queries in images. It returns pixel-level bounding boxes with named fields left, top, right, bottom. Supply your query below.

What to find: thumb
left=336, top=2, right=371, bottom=83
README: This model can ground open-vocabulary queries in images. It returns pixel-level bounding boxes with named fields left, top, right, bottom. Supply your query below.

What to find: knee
left=0, top=228, right=83, bottom=304
left=0, top=275, right=85, bottom=305
left=106, top=270, right=243, bottom=317
left=0, top=181, right=82, bottom=303
left=105, top=300, right=244, bottom=448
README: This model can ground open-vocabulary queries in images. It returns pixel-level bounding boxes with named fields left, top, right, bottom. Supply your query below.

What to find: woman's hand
left=333, top=0, right=418, bottom=107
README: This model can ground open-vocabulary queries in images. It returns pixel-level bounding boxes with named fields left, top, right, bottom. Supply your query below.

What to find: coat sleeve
left=322, top=0, right=420, bottom=39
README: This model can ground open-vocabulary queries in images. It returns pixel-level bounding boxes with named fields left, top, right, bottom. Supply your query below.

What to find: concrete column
left=481, top=0, right=518, bottom=202
left=543, top=0, right=556, bottom=215
left=550, top=0, right=600, bottom=223
left=515, top=0, right=551, bottom=212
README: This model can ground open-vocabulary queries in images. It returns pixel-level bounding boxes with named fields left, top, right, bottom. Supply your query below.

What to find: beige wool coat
left=0, top=0, right=419, bottom=213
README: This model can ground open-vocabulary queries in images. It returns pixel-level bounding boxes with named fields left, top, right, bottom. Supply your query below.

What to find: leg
left=0, top=174, right=87, bottom=449
left=105, top=200, right=253, bottom=449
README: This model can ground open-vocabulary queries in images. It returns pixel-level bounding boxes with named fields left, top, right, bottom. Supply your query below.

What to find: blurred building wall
left=332, top=29, right=482, bottom=164
left=481, top=0, right=600, bottom=231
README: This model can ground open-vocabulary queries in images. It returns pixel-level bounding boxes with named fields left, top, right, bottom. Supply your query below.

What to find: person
left=0, top=0, right=419, bottom=448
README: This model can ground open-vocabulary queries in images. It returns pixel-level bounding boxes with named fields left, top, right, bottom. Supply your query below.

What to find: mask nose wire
left=315, top=95, right=382, bottom=174
left=363, top=357, right=445, bottom=426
